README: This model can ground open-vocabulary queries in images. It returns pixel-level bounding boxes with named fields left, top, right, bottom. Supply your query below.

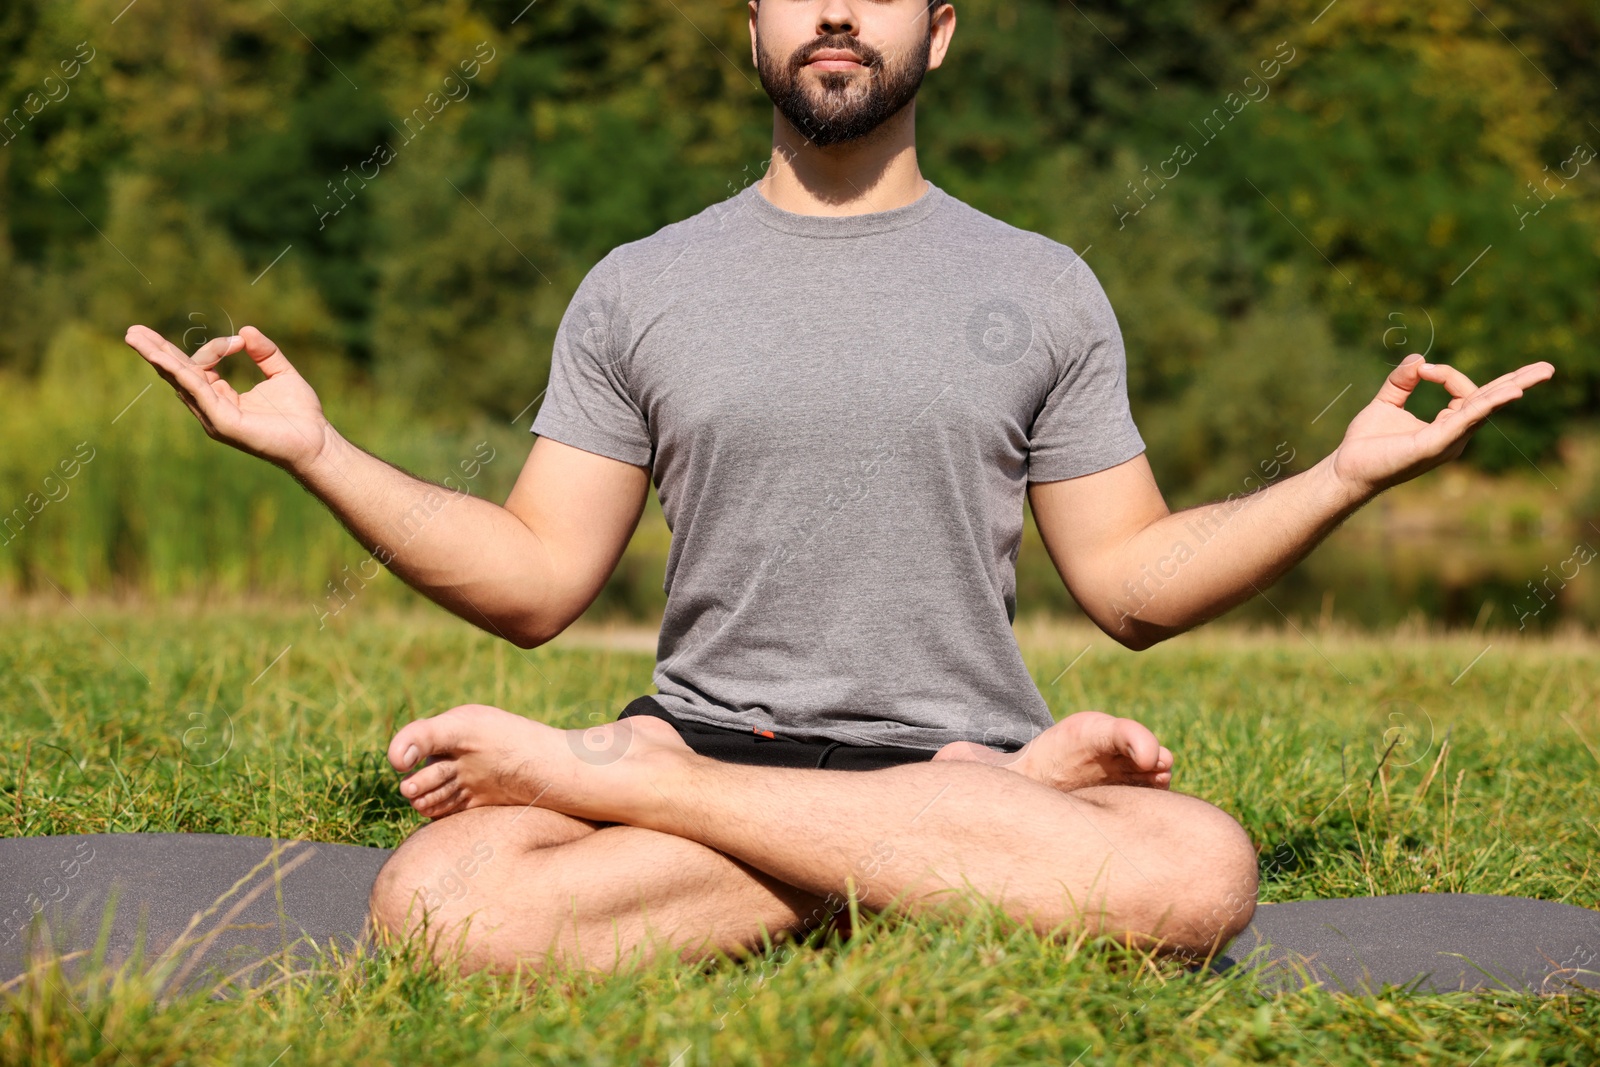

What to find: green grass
left=2, top=602, right=1597, bottom=1064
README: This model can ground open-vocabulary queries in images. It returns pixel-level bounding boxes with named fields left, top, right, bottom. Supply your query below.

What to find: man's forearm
left=290, top=427, right=553, bottom=646
left=1105, top=454, right=1368, bottom=646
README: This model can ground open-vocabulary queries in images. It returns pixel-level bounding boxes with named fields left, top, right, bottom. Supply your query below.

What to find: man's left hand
left=1330, top=354, right=1555, bottom=501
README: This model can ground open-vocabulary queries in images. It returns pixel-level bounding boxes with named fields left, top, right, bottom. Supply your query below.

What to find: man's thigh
left=370, top=805, right=827, bottom=973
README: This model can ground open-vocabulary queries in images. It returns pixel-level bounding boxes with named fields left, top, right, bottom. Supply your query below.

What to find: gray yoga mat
left=4, top=834, right=1597, bottom=996
left=1219, top=893, right=1600, bottom=994
left=0, top=833, right=390, bottom=995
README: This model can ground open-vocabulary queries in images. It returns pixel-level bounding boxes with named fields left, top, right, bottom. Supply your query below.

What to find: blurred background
left=0, top=0, right=1596, bottom=633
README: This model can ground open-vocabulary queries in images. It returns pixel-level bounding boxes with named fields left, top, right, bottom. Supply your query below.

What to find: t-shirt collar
left=738, top=177, right=944, bottom=238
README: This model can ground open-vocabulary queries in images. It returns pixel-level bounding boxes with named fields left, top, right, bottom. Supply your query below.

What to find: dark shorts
left=618, top=696, right=939, bottom=771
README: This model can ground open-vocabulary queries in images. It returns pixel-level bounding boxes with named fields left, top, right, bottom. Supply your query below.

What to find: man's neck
left=754, top=105, right=928, bottom=217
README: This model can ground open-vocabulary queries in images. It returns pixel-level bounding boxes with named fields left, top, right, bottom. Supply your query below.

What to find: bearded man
left=125, top=0, right=1552, bottom=972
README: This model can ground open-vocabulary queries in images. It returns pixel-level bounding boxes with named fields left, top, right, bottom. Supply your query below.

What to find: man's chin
left=800, top=75, right=876, bottom=111
left=793, top=123, right=873, bottom=148
left=787, top=98, right=876, bottom=135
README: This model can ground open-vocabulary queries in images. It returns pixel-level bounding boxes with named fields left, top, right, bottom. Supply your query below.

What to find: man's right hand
left=126, top=321, right=650, bottom=651
left=123, top=324, right=332, bottom=472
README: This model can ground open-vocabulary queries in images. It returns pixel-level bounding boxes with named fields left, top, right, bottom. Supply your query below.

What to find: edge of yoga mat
left=4, top=834, right=1597, bottom=996
left=1217, top=893, right=1600, bottom=994
left=1, top=832, right=391, bottom=996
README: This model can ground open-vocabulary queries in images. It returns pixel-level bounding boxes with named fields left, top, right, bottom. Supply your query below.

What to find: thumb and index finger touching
left=125, top=323, right=301, bottom=441
left=233, top=324, right=296, bottom=378
left=125, top=323, right=296, bottom=409
left=1371, top=353, right=1556, bottom=460
left=1374, top=354, right=1466, bottom=408
left=126, top=323, right=292, bottom=377
left=124, top=324, right=229, bottom=426
left=1375, top=352, right=1554, bottom=412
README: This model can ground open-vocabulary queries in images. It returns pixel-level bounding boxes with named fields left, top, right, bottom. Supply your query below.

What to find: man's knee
left=1150, top=795, right=1258, bottom=956
left=371, top=816, right=487, bottom=936
left=367, top=807, right=582, bottom=937
left=1073, top=787, right=1258, bottom=957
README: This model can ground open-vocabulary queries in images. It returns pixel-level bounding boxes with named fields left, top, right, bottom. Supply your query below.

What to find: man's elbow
left=502, top=598, right=568, bottom=650
left=1099, top=612, right=1173, bottom=652
left=1113, top=631, right=1155, bottom=652
left=509, top=628, right=550, bottom=651
left=507, top=585, right=594, bottom=649
left=1111, top=628, right=1160, bottom=652
left=500, top=554, right=587, bottom=650
left=509, top=614, right=566, bottom=650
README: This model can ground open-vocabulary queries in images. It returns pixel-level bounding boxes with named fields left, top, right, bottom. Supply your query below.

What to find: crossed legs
left=367, top=707, right=1259, bottom=973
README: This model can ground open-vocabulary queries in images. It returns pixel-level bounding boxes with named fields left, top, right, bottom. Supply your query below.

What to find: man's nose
left=815, top=1, right=857, bottom=36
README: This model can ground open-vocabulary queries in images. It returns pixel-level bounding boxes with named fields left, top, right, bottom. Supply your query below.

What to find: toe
left=412, top=773, right=461, bottom=807
left=414, top=781, right=466, bottom=819
left=388, top=718, right=441, bottom=773
left=1108, top=717, right=1164, bottom=772
left=400, top=759, right=456, bottom=799
left=387, top=704, right=500, bottom=772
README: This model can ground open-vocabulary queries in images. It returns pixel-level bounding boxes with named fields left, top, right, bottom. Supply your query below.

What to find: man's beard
left=755, top=29, right=930, bottom=147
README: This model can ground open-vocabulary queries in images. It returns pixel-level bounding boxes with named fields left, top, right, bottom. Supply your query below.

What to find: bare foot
left=931, top=710, right=1173, bottom=792
left=385, top=704, right=691, bottom=821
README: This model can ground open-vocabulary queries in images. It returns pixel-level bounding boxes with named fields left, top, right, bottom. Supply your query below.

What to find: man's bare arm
left=295, top=430, right=647, bottom=647
left=1031, top=354, right=1554, bottom=650
left=124, top=324, right=648, bottom=648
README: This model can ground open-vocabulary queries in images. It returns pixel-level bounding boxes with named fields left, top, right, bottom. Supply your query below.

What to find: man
left=125, top=0, right=1552, bottom=975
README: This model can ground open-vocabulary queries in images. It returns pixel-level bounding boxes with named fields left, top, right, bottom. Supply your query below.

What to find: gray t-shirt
left=531, top=179, right=1145, bottom=749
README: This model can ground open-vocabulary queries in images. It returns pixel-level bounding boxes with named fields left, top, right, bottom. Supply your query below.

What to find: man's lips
left=805, top=48, right=867, bottom=70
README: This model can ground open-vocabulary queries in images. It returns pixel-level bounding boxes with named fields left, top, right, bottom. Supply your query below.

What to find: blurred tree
left=0, top=0, right=1593, bottom=492
left=370, top=146, right=566, bottom=422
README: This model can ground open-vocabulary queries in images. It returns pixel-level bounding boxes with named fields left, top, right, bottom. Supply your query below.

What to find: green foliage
left=0, top=325, right=526, bottom=601
left=3, top=0, right=1596, bottom=450
left=1, top=0, right=1597, bottom=615
left=370, top=146, right=567, bottom=420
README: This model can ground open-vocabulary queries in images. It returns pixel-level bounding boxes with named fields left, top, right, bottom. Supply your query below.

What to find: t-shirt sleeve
left=529, top=251, right=654, bottom=468
left=1026, top=256, right=1146, bottom=482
